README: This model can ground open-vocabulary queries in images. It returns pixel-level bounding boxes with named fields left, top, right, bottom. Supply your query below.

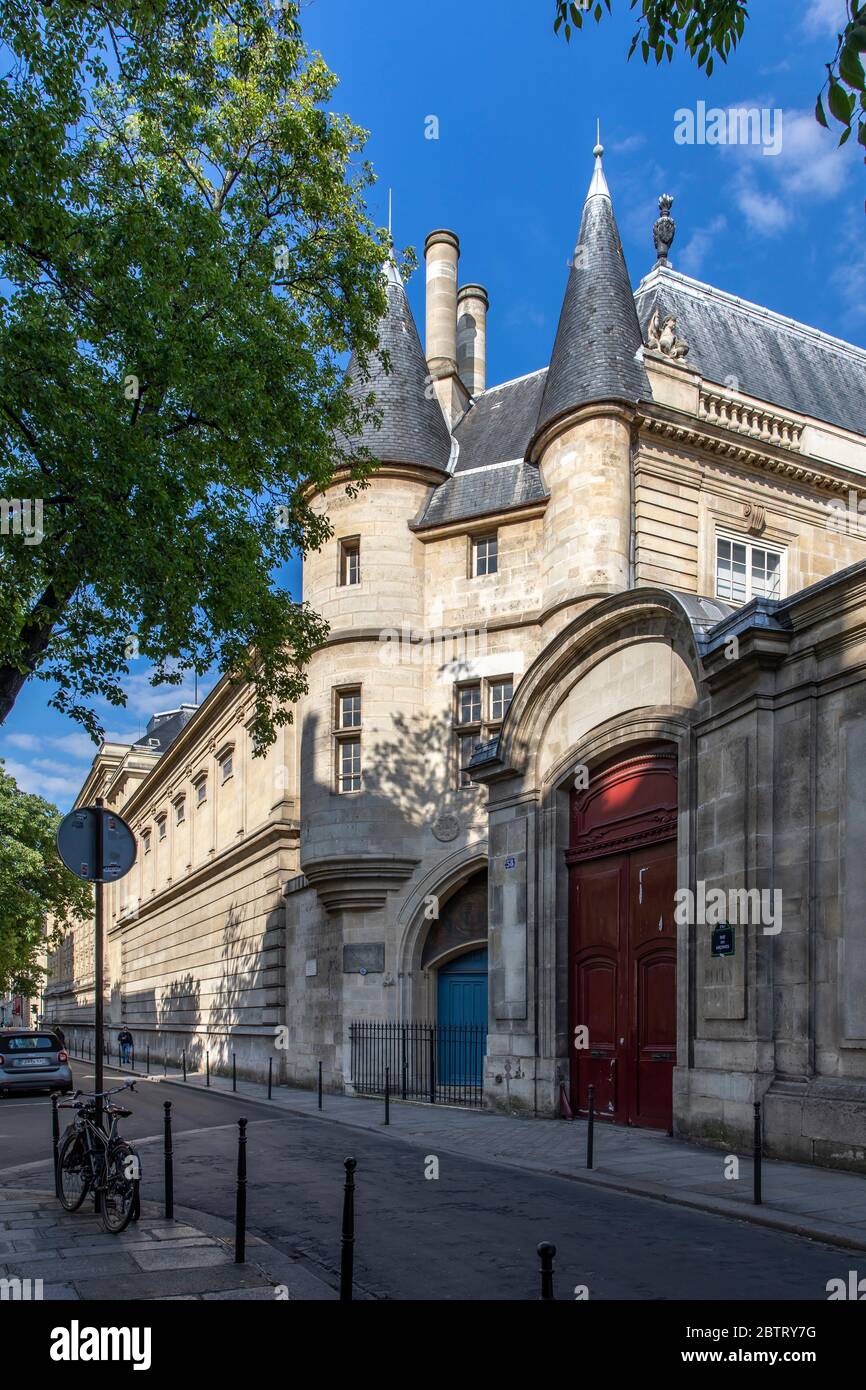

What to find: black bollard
left=537, top=1241, right=556, bottom=1301
left=318, top=1060, right=323, bottom=1110
left=206, top=1050, right=210, bottom=1087
left=753, top=1100, right=762, bottom=1205
left=586, top=1084, right=595, bottom=1170
left=235, top=1118, right=247, bottom=1264
left=384, top=1065, right=390, bottom=1126
left=182, top=1048, right=186, bottom=1082
left=163, top=1101, right=174, bottom=1220
left=268, top=1055, right=273, bottom=1100
left=51, top=1094, right=61, bottom=1198
left=340, top=1157, right=357, bottom=1302
left=233, top=1052, right=237, bottom=1093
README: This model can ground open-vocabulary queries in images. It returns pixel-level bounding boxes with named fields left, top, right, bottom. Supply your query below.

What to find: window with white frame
left=336, top=688, right=361, bottom=729
left=156, top=815, right=167, bottom=841
left=471, top=533, right=498, bottom=577
left=715, top=533, right=784, bottom=605
left=454, top=676, right=514, bottom=788
left=174, top=797, right=185, bottom=825
left=195, top=776, right=207, bottom=806
left=334, top=686, right=362, bottom=793
left=142, top=829, right=151, bottom=855
left=339, top=537, right=361, bottom=587
left=218, top=748, right=234, bottom=782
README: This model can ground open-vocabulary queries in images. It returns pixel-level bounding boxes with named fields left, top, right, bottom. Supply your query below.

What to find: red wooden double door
left=568, top=747, right=678, bottom=1131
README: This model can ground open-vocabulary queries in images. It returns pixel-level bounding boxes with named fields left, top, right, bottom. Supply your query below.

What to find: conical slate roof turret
left=344, top=254, right=453, bottom=471
left=535, top=140, right=650, bottom=437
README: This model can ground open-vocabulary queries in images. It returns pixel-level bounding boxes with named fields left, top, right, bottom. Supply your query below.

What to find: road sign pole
left=94, top=799, right=104, bottom=1138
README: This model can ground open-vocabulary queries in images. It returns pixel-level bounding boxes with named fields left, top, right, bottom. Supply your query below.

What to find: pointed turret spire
left=533, top=136, right=650, bottom=441
left=344, top=233, right=453, bottom=471
left=587, top=121, right=610, bottom=200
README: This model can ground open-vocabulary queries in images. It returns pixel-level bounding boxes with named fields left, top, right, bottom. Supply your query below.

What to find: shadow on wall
left=301, top=705, right=483, bottom=837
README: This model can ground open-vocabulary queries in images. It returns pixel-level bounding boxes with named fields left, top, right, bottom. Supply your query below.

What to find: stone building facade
left=46, top=145, right=866, bottom=1169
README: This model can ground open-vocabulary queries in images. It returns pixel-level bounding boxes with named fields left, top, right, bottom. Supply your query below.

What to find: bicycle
left=56, top=1081, right=141, bottom=1233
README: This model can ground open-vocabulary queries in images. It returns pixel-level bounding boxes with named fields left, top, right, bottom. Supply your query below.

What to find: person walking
left=118, top=1027, right=134, bottom=1066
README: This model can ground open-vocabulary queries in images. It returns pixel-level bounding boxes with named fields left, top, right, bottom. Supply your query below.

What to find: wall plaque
left=343, top=943, right=385, bottom=974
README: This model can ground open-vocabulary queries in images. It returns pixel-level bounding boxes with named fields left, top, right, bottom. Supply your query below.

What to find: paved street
left=0, top=1060, right=856, bottom=1300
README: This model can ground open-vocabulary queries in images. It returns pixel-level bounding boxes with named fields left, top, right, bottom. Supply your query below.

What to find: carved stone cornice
left=638, top=409, right=848, bottom=494
left=302, top=854, right=419, bottom=913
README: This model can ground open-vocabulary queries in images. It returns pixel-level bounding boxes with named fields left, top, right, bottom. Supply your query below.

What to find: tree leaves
left=0, top=2, right=391, bottom=751
left=0, top=761, right=93, bottom=992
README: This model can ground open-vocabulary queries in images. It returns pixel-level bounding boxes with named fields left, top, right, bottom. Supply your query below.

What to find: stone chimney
left=457, top=284, right=488, bottom=396
left=424, top=228, right=469, bottom=425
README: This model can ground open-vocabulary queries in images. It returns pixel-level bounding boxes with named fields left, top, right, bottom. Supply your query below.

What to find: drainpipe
left=628, top=428, right=638, bottom=589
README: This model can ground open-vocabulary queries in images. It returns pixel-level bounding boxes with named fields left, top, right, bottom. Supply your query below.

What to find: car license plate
left=15, top=1058, right=48, bottom=1067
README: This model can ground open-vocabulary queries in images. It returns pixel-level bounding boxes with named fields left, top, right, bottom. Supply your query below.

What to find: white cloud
left=801, top=0, right=849, bottom=38
left=0, top=757, right=85, bottom=806
left=734, top=184, right=792, bottom=236
left=5, top=730, right=99, bottom=759
left=678, top=215, right=728, bottom=275
left=719, top=104, right=854, bottom=236
left=611, top=134, right=646, bottom=155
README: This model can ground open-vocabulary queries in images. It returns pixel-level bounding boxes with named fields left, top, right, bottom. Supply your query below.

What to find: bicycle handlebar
left=58, top=1080, right=136, bottom=1109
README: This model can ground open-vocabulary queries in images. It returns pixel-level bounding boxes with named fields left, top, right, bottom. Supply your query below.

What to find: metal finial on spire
left=586, top=123, right=610, bottom=201
left=384, top=189, right=402, bottom=286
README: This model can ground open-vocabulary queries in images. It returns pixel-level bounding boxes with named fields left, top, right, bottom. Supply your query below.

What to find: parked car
left=0, top=1030, right=73, bottom=1096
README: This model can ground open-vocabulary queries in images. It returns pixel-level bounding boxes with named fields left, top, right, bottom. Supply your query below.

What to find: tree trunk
left=0, top=570, right=78, bottom=724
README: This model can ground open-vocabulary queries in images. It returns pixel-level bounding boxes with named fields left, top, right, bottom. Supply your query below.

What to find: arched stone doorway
left=567, top=743, right=678, bottom=1130
left=421, top=870, right=488, bottom=1096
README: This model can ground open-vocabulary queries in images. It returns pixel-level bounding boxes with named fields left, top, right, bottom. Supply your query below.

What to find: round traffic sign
left=56, top=806, right=137, bottom=883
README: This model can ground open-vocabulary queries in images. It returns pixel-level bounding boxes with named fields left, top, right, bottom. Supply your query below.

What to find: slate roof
left=343, top=261, right=453, bottom=471
left=634, top=265, right=866, bottom=438
left=535, top=152, right=651, bottom=438
left=414, top=460, right=547, bottom=530
left=452, top=369, right=547, bottom=472
left=133, top=706, right=198, bottom=754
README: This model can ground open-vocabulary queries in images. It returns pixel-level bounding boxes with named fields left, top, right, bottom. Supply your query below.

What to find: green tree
left=553, top=2, right=866, bottom=196
left=0, top=1, right=390, bottom=751
left=0, top=762, right=93, bottom=994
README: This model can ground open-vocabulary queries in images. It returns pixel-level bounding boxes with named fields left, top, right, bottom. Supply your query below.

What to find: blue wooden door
left=437, top=947, right=488, bottom=1088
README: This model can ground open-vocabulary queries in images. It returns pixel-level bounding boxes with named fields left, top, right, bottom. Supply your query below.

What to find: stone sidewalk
left=0, top=1186, right=335, bottom=1301
left=144, top=1064, right=866, bottom=1252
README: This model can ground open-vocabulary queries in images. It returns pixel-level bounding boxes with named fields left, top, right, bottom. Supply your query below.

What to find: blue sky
left=2, top=0, right=862, bottom=809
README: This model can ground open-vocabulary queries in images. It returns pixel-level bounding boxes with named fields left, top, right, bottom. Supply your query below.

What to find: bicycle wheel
left=100, top=1141, right=139, bottom=1233
left=57, top=1130, right=90, bottom=1212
